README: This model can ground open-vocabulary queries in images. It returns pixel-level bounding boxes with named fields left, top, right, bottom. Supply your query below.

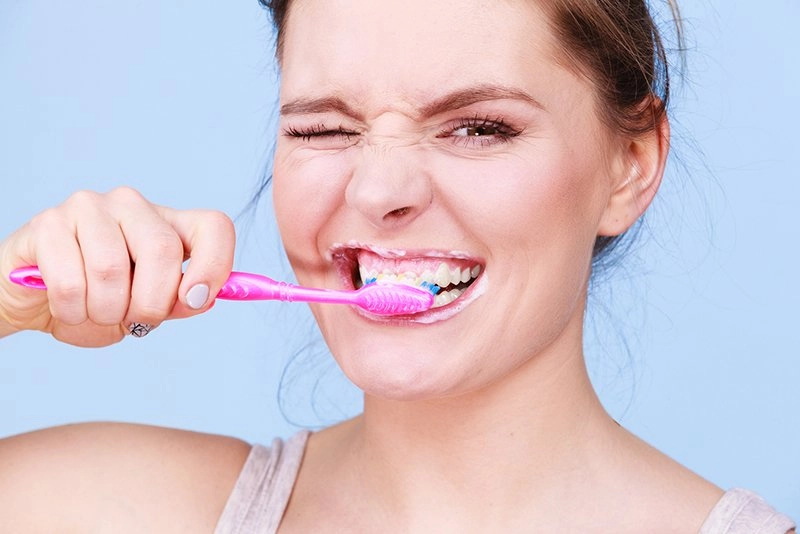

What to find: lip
left=329, top=242, right=486, bottom=323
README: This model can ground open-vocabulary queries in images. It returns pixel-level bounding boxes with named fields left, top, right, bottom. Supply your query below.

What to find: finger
left=0, top=217, right=81, bottom=332
left=71, top=194, right=133, bottom=326
left=28, top=207, right=89, bottom=327
left=167, top=295, right=217, bottom=321
left=107, top=187, right=185, bottom=327
left=50, top=320, right=127, bottom=348
left=157, top=207, right=235, bottom=313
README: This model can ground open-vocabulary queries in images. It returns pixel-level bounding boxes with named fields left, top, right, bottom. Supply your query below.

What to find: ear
left=597, top=108, right=670, bottom=237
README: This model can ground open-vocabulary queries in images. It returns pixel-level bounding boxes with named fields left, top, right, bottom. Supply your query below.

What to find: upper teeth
left=358, top=261, right=482, bottom=309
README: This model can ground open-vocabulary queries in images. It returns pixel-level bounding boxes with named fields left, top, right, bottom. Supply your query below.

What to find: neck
left=330, top=310, right=621, bottom=528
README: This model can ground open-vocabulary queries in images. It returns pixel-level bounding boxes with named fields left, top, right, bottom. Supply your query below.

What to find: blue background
left=1, top=1, right=797, bottom=516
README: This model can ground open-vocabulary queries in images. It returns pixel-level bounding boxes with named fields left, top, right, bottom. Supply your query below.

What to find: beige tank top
left=214, top=430, right=310, bottom=534
left=214, top=430, right=795, bottom=534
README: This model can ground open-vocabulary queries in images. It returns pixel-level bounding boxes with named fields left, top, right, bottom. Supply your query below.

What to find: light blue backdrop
left=1, top=0, right=797, bottom=516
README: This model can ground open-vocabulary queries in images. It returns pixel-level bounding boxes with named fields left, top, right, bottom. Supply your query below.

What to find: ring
left=128, top=323, right=154, bottom=338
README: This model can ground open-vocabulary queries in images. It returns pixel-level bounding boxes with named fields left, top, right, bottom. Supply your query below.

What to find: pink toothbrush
left=8, top=266, right=435, bottom=316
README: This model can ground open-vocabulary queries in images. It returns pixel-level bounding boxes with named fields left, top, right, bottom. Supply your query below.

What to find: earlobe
left=597, top=110, right=670, bottom=237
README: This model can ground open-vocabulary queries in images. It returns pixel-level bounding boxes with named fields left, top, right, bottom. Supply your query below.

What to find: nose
left=344, top=144, right=432, bottom=229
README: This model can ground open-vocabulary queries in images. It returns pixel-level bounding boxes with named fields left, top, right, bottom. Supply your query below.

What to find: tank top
left=214, top=431, right=795, bottom=534
left=214, top=430, right=310, bottom=534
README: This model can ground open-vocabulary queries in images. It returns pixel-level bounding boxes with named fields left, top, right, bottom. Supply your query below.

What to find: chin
left=325, top=332, right=464, bottom=402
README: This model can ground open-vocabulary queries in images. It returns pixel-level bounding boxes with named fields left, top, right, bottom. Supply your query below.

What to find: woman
left=0, top=0, right=794, bottom=532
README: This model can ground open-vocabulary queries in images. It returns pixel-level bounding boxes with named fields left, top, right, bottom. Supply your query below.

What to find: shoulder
left=0, top=422, right=252, bottom=533
left=609, top=431, right=794, bottom=533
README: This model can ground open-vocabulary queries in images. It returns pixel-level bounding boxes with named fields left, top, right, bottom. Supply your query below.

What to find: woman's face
left=272, top=0, right=633, bottom=400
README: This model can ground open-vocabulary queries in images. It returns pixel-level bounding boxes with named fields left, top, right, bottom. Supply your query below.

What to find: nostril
left=386, top=206, right=410, bottom=218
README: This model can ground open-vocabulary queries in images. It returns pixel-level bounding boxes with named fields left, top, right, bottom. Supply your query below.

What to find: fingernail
left=128, top=323, right=154, bottom=338
left=186, top=284, right=210, bottom=310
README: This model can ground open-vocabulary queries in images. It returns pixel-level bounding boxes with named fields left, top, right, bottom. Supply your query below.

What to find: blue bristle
left=421, top=281, right=441, bottom=295
left=365, top=277, right=377, bottom=285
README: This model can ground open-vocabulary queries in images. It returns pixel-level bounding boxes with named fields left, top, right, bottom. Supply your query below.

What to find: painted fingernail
left=128, top=323, right=154, bottom=338
left=186, top=284, right=210, bottom=310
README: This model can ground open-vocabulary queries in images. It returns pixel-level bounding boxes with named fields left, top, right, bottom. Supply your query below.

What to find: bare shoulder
left=610, top=428, right=725, bottom=532
left=0, top=422, right=251, bottom=533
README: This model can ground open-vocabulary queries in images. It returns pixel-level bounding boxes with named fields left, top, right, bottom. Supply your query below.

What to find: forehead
left=279, top=0, right=567, bottom=108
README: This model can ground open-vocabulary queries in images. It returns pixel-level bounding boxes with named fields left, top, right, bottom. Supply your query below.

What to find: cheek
left=436, top=148, right=608, bottom=253
left=272, top=147, right=352, bottom=272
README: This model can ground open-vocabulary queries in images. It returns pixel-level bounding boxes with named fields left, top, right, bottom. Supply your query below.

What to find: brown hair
left=256, top=0, right=685, bottom=262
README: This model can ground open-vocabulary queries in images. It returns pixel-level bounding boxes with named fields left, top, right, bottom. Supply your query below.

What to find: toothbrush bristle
left=420, top=281, right=441, bottom=295
left=358, top=283, right=434, bottom=315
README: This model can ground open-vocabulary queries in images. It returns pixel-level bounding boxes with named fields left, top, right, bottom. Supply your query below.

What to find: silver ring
left=128, top=323, right=154, bottom=338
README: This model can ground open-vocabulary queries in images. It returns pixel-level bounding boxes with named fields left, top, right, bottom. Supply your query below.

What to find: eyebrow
left=280, top=96, right=363, bottom=120
left=419, top=84, right=545, bottom=117
left=279, top=83, right=544, bottom=120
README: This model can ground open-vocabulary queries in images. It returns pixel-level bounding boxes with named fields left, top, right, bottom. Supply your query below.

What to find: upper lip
left=327, top=241, right=480, bottom=262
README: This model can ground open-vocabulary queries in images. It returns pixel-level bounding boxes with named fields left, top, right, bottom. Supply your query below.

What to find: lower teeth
left=433, top=289, right=459, bottom=307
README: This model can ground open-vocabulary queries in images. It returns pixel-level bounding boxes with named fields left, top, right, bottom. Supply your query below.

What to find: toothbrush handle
left=8, top=267, right=320, bottom=303
left=216, top=272, right=289, bottom=301
left=215, top=271, right=357, bottom=306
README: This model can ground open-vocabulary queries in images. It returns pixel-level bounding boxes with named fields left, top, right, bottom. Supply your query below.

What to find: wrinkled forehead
left=277, top=0, right=562, bottom=104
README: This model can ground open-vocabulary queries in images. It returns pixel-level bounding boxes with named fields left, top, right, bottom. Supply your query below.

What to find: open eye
left=439, top=116, right=523, bottom=147
left=452, top=123, right=500, bottom=137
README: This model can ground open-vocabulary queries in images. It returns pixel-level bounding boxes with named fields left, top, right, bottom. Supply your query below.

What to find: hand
left=0, top=187, right=235, bottom=347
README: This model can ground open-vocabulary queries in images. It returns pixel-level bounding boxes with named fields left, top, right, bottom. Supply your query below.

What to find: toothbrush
left=8, top=266, right=435, bottom=316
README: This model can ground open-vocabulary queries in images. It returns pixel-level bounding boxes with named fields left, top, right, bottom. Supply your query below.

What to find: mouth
left=331, top=244, right=484, bottom=312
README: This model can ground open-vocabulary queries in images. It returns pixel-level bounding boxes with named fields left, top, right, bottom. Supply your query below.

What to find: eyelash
left=282, top=115, right=523, bottom=147
left=438, top=115, right=523, bottom=147
left=284, top=123, right=357, bottom=143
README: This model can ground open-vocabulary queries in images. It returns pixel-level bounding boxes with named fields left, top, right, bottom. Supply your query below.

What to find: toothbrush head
left=355, top=283, right=435, bottom=315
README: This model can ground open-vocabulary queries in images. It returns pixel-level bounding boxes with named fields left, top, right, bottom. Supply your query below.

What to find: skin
left=0, top=0, right=733, bottom=532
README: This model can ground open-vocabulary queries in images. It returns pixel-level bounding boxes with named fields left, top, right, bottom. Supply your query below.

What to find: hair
left=254, top=0, right=685, bottom=270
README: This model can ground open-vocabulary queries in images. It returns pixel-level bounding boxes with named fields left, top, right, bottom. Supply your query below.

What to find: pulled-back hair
left=256, top=0, right=684, bottom=265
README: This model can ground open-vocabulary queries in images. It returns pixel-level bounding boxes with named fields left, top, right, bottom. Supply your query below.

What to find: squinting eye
left=283, top=124, right=359, bottom=145
left=439, top=116, right=522, bottom=147
left=452, top=124, right=500, bottom=137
